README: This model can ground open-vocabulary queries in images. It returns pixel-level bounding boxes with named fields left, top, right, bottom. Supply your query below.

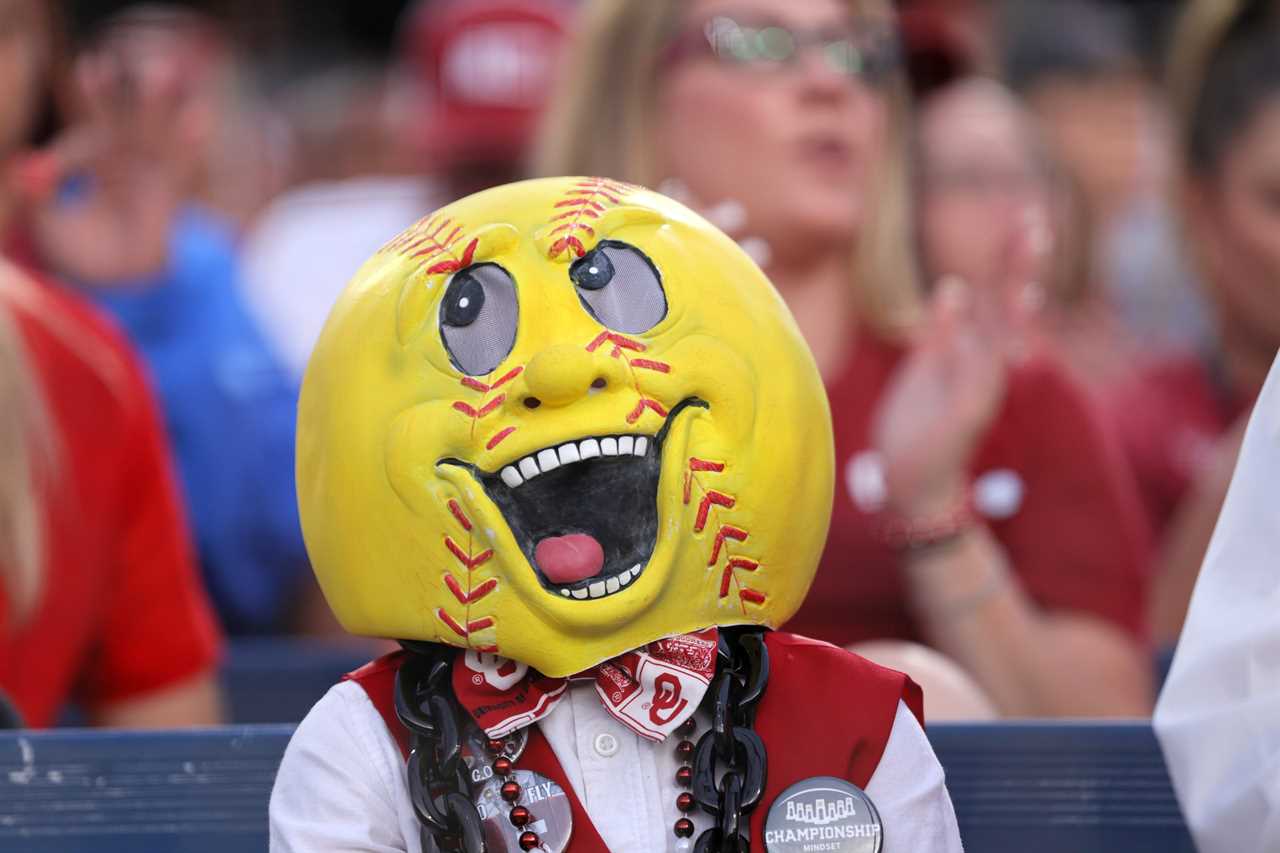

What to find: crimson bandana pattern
left=453, top=628, right=718, bottom=741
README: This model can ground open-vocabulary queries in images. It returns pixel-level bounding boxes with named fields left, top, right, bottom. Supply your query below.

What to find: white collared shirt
left=1154, top=353, right=1280, bottom=853
left=271, top=680, right=963, bottom=852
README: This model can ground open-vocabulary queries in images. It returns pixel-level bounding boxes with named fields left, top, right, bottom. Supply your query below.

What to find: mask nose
left=522, top=344, right=605, bottom=408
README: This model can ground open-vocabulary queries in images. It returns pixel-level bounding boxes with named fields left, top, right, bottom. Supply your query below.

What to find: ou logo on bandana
left=649, top=673, right=689, bottom=725
left=466, top=650, right=529, bottom=691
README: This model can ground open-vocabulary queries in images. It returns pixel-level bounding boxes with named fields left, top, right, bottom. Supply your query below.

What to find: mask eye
left=569, top=241, right=667, bottom=334
left=439, top=263, right=518, bottom=376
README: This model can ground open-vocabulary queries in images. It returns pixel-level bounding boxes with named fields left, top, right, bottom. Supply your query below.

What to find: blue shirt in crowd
left=80, top=206, right=308, bottom=634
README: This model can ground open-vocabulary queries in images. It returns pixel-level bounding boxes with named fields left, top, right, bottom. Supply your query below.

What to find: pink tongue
left=534, top=533, right=605, bottom=584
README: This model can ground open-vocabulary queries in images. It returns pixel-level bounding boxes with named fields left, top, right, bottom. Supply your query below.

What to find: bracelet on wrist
left=877, top=490, right=977, bottom=553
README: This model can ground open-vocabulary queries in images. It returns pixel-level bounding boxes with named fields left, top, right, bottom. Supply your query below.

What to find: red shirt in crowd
left=0, top=271, right=221, bottom=727
left=1105, top=353, right=1253, bottom=538
left=785, top=332, right=1151, bottom=648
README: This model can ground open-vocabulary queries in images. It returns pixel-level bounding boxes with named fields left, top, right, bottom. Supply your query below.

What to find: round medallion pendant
left=764, top=776, right=883, bottom=853
left=475, top=769, right=573, bottom=853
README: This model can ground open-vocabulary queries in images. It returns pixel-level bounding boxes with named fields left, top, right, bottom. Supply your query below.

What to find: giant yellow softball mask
left=298, top=177, right=833, bottom=677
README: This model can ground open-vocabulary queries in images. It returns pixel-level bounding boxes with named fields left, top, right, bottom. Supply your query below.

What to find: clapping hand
left=872, top=218, right=1045, bottom=520
left=27, top=15, right=216, bottom=285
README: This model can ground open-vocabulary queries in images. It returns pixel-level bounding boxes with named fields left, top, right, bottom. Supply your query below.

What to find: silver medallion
left=475, top=769, right=573, bottom=853
left=461, top=722, right=529, bottom=789
left=764, top=776, right=883, bottom=853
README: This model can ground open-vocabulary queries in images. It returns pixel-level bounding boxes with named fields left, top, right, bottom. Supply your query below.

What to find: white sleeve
left=865, top=700, right=965, bottom=853
left=1154, top=354, right=1280, bottom=853
left=269, top=680, right=419, bottom=853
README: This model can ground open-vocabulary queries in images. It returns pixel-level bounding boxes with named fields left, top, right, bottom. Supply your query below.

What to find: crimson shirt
left=786, top=333, right=1151, bottom=647
left=1105, top=353, right=1253, bottom=538
left=0, top=274, right=221, bottom=727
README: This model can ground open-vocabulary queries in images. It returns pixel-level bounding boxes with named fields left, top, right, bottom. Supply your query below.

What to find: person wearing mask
left=270, top=176, right=963, bottom=853
left=538, top=0, right=1152, bottom=717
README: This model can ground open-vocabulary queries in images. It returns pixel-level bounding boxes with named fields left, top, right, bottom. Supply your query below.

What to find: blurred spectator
left=1121, top=0, right=1280, bottom=646
left=17, top=4, right=308, bottom=635
left=0, top=264, right=223, bottom=728
left=0, top=0, right=221, bottom=727
left=1000, top=0, right=1208, bottom=356
left=239, top=63, right=434, bottom=378
left=916, top=76, right=1147, bottom=393
left=241, top=0, right=573, bottom=377
left=540, top=0, right=1152, bottom=717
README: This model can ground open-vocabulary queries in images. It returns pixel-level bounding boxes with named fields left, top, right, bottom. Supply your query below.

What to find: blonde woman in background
left=0, top=0, right=221, bottom=728
left=0, top=262, right=224, bottom=728
left=0, top=286, right=48, bottom=642
left=539, top=0, right=1153, bottom=717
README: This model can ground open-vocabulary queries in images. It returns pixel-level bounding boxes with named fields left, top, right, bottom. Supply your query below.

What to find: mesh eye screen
left=578, top=245, right=666, bottom=335
left=441, top=264, right=519, bottom=376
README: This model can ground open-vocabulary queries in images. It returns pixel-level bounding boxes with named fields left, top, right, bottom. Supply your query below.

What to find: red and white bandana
left=453, top=629, right=718, bottom=742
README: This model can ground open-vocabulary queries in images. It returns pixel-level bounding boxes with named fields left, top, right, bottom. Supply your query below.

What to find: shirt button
left=593, top=732, right=619, bottom=758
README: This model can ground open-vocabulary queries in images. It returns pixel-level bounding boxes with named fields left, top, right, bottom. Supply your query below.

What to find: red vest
left=347, top=631, right=922, bottom=852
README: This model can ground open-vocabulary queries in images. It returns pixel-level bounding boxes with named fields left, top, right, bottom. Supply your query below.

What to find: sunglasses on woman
left=666, top=14, right=901, bottom=85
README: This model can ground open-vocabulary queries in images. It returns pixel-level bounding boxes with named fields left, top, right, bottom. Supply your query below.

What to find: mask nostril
left=523, top=396, right=542, bottom=409
left=591, top=378, right=607, bottom=389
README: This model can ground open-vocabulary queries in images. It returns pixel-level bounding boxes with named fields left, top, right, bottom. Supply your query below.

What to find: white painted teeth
left=496, top=435, right=652, bottom=488
left=555, top=563, right=643, bottom=600
left=536, top=448, right=560, bottom=472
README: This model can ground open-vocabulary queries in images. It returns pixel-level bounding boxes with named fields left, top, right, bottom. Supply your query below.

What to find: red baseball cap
left=897, top=0, right=984, bottom=96
left=399, top=0, right=574, bottom=170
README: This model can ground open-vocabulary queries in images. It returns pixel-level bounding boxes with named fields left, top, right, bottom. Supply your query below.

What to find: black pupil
left=443, top=274, right=485, bottom=327
left=571, top=249, right=614, bottom=291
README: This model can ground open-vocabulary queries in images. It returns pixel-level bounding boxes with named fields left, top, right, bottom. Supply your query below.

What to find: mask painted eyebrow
left=393, top=223, right=522, bottom=344
left=538, top=178, right=640, bottom=262
left=535, top=180, right=669, bottom=264
left=382, top=218, right=522, bottom=275
left=381, top=213, right=471, bottom=268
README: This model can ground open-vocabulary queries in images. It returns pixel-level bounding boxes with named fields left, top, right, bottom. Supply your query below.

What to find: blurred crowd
left=1, top=0, right=1278, bottom=727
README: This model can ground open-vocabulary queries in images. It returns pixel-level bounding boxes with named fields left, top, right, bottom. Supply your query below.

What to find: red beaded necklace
left=672, top=716, right=699, bottom=850
left=481, top=716, right=702, bottom=851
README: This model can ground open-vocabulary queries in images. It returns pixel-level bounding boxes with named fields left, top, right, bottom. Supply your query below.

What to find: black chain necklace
left=394, top=628, right=771, bottom=853
left=689, top=628, right=770, bottom=852
left=394, top=643, right=484, bottom=853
